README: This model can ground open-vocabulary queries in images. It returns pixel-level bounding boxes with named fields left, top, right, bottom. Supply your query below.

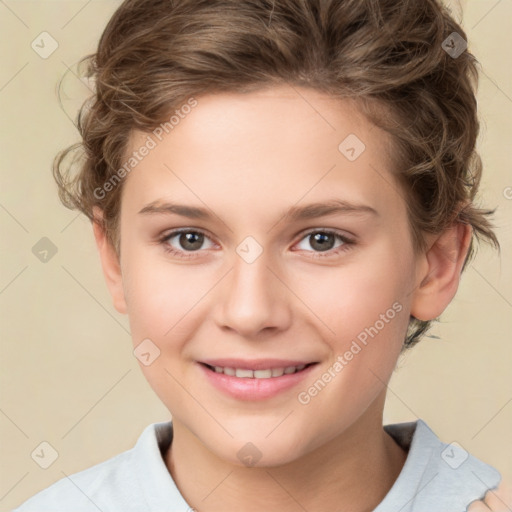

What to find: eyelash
left=158, top=228, right=355, bottom=260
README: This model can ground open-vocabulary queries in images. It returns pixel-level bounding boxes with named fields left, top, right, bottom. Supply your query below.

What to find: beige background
left=0, top=1, right=511, bottom=510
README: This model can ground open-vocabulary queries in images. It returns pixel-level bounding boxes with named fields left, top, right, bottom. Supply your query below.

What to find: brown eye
left=177, top=231, right=204, bottom=251
left=308, top=232, right=336, bottom=252
left=161, top=229, right=215, bottom=256
left=294, top=229, right=354, bottom=258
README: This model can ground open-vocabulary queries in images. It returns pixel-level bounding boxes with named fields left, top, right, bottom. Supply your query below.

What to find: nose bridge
left=216, top=246, right=290, bottom=336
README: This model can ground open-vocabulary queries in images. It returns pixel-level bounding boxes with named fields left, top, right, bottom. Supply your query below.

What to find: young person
left=13, top=0, right=511, bottom=510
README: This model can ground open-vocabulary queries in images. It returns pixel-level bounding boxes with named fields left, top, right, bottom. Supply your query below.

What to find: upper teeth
left=212, top=365, right=307, bottom=379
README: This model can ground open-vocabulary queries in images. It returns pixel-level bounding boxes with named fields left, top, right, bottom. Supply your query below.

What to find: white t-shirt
left=12, top=419, right=501, bottom=512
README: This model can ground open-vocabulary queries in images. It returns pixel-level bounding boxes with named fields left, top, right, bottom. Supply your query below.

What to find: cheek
left=295, top=242, right=414, bottom=344
left=121, top=244, right=206, bottom=343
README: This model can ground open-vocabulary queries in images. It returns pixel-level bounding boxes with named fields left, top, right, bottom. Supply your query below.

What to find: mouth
left=200, top=362, right=316, bottom=379
left=198, top=359, right=319, bottom=400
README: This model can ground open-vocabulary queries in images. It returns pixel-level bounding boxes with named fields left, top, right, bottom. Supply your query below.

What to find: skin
left=93, top=85, right=475, bottom=511
left=468, top=484, right=512, bottom=511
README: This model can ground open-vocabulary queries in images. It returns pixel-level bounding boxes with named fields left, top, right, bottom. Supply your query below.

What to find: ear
left=92, top=207, right=127, bottom=315
left=410, top=222, right=472, bottom=321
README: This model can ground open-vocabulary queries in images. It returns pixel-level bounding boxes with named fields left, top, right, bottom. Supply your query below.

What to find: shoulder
left=11, top=421, right=181, bottom=512
left=11, top=448, right=140, bottom=512
left=379, top=419, right=504, bottom=512
left=10, top=422, right=173, bottom=512
left=467, top=481, right=512, bottom=511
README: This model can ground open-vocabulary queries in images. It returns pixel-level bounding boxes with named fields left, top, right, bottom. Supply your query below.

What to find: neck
left=165, top=397, right=407, bottom=512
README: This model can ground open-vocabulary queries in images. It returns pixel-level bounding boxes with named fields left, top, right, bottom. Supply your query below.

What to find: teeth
left=235, top=368, right=254, bottom=378
left=271, top=367, right=284, bottom=377
left=209, top=364, right=308, bottom=379
left=254, top=369, right=272, bottom=378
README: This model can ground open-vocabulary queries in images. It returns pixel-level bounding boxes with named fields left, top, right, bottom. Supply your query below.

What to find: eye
left=158, top=228, right=355, bottom=260
left=159, top=229, right=216, bottom=259
left=294, top=229, right=354, bottom=258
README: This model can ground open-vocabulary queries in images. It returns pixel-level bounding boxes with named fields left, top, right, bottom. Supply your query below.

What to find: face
left=111, top=85, right=422, bottom=466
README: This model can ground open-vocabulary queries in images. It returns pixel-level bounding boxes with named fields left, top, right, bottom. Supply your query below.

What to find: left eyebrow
left=137, top=199, right=379, bottom=221
left=282, top=199, right=379, bottom=222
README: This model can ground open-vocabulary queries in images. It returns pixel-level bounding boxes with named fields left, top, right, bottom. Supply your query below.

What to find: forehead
left=120, top=86, right=403, bottom=224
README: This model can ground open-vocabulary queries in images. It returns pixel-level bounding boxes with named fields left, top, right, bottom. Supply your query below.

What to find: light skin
left=93, top=85, right=475, bottom=511
left=468, top=485, right=512, bottom=512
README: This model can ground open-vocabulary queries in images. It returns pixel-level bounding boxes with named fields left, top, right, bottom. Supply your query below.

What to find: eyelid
left=160, top=227, right=217, bottom=247
left=292, top=228, right=355, bottom=255
left=159, top=226, right=354, bottom=245
left=296, top=227, right=355, bottom=242
left=159, top=226, right=356, bottom=260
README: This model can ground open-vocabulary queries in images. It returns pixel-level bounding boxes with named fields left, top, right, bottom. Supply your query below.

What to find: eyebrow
left=138, top=199, right=378, bottom=222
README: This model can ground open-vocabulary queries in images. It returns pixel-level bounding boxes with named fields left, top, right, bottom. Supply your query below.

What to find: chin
left=215, top=429, right=315, bottom=469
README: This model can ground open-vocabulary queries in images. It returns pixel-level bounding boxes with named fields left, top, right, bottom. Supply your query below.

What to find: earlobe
left=92, top=207, right=127, bottom=315
left=410, top=222, right=472, bottom=321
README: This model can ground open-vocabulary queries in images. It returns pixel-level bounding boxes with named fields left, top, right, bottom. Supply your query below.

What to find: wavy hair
left=53, top=0, right=499, bottom=349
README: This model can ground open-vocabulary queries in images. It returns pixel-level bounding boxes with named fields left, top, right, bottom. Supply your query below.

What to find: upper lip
left=199, top=359, right=317, bottom=370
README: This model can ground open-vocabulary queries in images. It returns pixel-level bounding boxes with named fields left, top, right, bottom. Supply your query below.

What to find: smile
left=198, top=360, right=318, bottom=400
left=204, top=363, right=311, bottom=379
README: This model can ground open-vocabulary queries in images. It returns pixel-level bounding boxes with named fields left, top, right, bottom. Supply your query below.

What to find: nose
left=214, top=251, right=292, bottom=339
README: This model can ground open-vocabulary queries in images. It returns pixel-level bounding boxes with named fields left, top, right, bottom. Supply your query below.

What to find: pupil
left=181, top=232, right=203, bottom=251
left=312, top=233, right=334, bottom=252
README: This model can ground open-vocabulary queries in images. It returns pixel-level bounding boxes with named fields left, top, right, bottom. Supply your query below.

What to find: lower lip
left=198, top=363, right=317, bottom=401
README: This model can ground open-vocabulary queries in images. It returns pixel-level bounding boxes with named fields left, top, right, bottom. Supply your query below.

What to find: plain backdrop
left=0, top=1, right=511, bottom=510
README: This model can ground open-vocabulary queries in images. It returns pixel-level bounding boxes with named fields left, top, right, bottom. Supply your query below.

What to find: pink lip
left=198, top=360, right=318, bottom=401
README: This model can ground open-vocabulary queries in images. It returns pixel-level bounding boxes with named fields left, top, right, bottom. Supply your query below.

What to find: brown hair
left=54, top=0, right=499, bottom=349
